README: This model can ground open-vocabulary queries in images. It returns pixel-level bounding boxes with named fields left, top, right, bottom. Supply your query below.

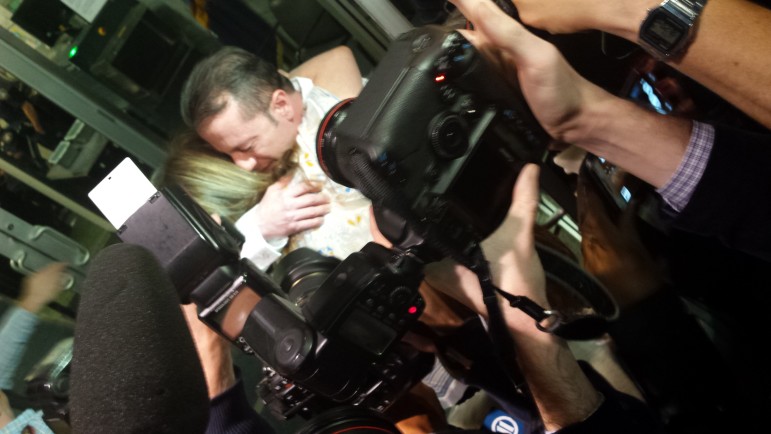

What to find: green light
left=68, top=46, right=78, bottom=58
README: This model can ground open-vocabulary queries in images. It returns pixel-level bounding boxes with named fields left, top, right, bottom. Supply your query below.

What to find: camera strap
left=470, top=244, right=618, bottom=341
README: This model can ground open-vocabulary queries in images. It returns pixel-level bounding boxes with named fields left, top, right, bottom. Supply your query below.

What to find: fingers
left=451, top=0, right=541, bottom=62
left=289, top=216, right=325, bottom=233
left=284, top=179, right=324, bottom=197
left=290, top=203, right=331, bottom=222
left=291, top=189, right=331, bottom=209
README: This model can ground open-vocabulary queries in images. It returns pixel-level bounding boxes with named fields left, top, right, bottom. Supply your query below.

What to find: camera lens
left=296, top=406, right=400, bottom=434
left=429, top=112, right=468, bottom=159
left=270, top=248, right=341, bottom=305
left=317, top=98, right=356, bottom=188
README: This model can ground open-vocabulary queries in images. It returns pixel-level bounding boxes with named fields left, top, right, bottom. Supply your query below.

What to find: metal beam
left=0, top=26, right=167, bottom=170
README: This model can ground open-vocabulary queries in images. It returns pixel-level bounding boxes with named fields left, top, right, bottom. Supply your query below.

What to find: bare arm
left=512, top=0, right=771, bottom=129
left=181, top=304, right=236, bottom=399
left=452, top=0, right=692, bottom=188
left=424, top=165, right=602, bottom=430
left=288, top=46, right=363, bottom=99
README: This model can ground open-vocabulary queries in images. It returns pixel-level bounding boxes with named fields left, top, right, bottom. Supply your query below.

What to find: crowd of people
left=4, top=0, right=771, bottom=432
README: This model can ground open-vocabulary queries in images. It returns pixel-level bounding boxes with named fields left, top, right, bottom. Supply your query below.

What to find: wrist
left=597, top=0, right=664, bottom=41
left=17, top=298, right=44, bottom=313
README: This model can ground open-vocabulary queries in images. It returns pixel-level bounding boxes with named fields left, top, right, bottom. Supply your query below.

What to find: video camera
left=90, top=25, right=549, bottom=424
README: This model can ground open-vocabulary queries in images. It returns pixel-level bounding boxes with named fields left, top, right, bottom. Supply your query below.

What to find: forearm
left=589, top=0, right=771, bottom=129
left=565, top=89, right=692, bottom=188
left=502, top=307, right=602, bottom=431
left=289, top=46, right=363, bottom=99
left=0, top=308, right=39, bottom=389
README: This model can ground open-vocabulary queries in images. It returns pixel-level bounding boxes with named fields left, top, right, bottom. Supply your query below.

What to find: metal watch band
left=664, top=0, right=706, bottom=21
left=639, top=0, right=708, bottom=59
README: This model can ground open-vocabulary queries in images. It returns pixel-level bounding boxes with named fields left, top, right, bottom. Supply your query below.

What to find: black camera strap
left=350, top=151, right=617, bottom=340
left=469, top=244, right=618, bottom=340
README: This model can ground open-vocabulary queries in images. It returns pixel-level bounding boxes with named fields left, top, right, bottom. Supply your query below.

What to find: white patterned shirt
left=236, top=77, right=372, bottom=269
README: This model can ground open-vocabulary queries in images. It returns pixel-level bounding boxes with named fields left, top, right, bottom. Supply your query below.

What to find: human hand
left=577, top=172, right=664, bottom=309
left=181, top=303, right=235, bottom=399
left=255, top=174, right=330, bottom=239
left=18, top=262, right=68, bottom=313
left=425, top=165, right=546, bottom=329
left=451, top=0, right=610, bottom=144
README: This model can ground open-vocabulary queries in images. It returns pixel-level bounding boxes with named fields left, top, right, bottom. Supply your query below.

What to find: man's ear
left=270, top=89, right=294, bottom=120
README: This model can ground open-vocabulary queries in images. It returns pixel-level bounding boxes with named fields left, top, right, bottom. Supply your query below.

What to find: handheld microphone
left=69, top=243, right=209, bottom=433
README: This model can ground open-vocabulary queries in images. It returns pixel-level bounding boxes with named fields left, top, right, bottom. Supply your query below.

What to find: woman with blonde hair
left=159, top=130, right=291, bottom=223
left=158, top=129, right=372, bottom=270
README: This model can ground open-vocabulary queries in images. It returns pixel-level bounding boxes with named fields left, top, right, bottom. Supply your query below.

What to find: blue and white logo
left=484, top=409, right=520, bottom=434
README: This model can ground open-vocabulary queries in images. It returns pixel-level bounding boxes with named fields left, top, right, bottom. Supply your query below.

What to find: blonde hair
left=158, top=131, right=296, bottom=222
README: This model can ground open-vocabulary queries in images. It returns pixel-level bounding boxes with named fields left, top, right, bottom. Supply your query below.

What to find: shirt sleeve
left=556, top=362, right=665, bottom=434
left=206, top=376, right=275, bottom=434
left=656, top=121, right=716, bottom=213
left=0, top=307, right=40, bottom=390
left=235, top=204, right=287, bottom=270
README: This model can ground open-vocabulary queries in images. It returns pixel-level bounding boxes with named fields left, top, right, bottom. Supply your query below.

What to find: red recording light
left=408, top=306, right=418, bottom=315
left=435, top=74, right=446, bottom=83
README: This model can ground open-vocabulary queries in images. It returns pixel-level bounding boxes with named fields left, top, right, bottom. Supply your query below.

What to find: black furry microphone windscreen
left=70, top=243, right=209, bottom=433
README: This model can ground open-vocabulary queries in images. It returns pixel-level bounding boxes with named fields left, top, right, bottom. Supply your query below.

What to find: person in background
left=0, top=262, right=69, bottom=433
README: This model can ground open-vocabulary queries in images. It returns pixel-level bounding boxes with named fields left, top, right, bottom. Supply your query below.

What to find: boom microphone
left=69, top=243, right=209, bottom=433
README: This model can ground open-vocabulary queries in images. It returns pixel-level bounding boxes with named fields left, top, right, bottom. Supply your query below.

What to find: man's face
left=198, top=95, right=297, bottom=172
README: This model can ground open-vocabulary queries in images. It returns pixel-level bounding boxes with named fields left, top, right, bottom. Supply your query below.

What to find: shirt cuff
left=656, top=121, right=715, bottom=213
left=235, top=204, right=287, bottom=270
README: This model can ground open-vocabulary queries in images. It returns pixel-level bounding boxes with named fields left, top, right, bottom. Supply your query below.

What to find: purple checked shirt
left=656, top=121, right=716, bottom=213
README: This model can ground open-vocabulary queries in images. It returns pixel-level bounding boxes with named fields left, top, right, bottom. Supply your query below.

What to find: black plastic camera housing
left=318, top=26, right=549, bottom=256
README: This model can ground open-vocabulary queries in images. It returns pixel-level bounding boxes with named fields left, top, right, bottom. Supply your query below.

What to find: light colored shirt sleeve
left=0, top=307, right=39, bottom=390
left=656, top=121, right=716, bottom=213
left=1, top=408, right=55, bottom=434
left=234, top=204, right=287, bottom=270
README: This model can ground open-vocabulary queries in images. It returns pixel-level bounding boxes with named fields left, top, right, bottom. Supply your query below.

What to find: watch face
left=641, top=9, right=687, bottom=54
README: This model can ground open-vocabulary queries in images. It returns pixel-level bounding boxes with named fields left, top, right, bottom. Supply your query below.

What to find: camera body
left=116, top=186, right=431, bottom=420
left=319, top=26, right=549, bottom=256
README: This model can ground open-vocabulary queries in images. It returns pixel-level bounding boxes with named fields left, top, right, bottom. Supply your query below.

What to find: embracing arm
left=289, top=46, right=364, bottom=99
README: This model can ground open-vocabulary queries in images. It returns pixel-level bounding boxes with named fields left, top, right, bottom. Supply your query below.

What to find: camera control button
left=389, top=286, right=412, bottom=306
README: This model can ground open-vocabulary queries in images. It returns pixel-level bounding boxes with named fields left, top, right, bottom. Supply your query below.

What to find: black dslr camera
left=318, top=25, right=548, bottom=257
left=116, top=186, right=432, bottom=421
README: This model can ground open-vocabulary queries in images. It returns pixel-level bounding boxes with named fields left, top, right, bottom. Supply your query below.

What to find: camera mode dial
left=435, top=33, right=475, bottom=80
